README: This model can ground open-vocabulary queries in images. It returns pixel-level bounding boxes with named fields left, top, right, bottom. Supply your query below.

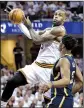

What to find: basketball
left=9, top=8, right=24, bottom=24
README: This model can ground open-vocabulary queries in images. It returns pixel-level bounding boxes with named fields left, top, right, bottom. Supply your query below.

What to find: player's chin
left=53, top=21, right=62, bottom=26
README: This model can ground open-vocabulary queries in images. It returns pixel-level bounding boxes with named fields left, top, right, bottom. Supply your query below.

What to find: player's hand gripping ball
left=9, top=8, right=24, bottom=24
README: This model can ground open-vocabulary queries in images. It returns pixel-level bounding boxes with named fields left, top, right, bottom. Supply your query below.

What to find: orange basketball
left=9, top=8, right=24, bottom=24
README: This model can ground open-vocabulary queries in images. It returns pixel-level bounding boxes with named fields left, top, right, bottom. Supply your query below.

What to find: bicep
left=50, top=26, right=66, bottom=37
left=40, top=26, right=66, bottom=41
left=75, top=65, right=83, bottom=83
left=38, top=28, right=51, bottom=35
left=40, top=31, right=56, bottom=42
left=60, top=58, right=70, bottom=80
left=34, top=26, right=65, bottom=43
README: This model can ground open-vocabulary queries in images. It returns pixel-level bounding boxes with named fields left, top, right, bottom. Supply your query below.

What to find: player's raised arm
left=18, top=23, right=50, bottom=39
left=23, top=16, right=65, bottom=43
left=72, top=65, right=83, bottom=94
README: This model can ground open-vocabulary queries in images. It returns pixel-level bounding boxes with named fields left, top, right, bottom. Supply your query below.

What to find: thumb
left=27, top=16, right=29, bottom=19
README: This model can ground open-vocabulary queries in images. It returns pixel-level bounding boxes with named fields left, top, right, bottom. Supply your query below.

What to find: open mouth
left=53, top=20, right=56, bottom=22
left=53, top=19, right=59, bottom=22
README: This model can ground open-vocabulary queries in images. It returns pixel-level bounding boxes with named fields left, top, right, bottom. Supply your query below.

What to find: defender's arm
left=72, top=65, right=83, bottom=94
left=49, top=58, right=70, bottom=88
left=41, top=58, right=70, bottom=92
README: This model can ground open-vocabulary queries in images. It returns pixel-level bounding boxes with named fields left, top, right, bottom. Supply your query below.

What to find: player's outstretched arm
left=72, top=65, right=83, bottom=94
left=18, top=23, right=32, bottom=39
left=23, top=16, right=66, bottom=43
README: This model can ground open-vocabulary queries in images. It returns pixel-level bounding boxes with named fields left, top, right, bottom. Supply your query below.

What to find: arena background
left=0, top=1, right=83, bottom=107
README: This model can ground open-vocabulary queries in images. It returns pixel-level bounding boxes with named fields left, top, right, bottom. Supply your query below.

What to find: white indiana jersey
left=36, top=40, right=60, bottom=64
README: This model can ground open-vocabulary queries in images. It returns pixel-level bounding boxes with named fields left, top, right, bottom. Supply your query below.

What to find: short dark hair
left=62, top=35, right=77, bottom=50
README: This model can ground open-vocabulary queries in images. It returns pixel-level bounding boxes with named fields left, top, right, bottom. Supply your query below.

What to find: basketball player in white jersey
left=1, top=10, right=66, bottom=107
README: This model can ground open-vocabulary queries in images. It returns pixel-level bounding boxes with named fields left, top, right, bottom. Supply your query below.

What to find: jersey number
left=70, top=71, right=75, bottom=84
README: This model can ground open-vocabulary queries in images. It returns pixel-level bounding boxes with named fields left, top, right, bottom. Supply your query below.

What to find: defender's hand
left=40, top=83, right=52, bottom=93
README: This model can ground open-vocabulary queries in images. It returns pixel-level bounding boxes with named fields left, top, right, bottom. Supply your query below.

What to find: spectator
left=66, top=9, right=73, bottom=21
left=28, top=5, right=36, bottom=16
left=71, top=11, right=82, bottom=21
left=30, top=43, right=40, bottom=62
left=69, top=1, right=80, bottom=13
left=22, top=2, right=28, bottom=17
left=1, top=65, right=9, bottom=73
left=58, top=2, right=66, bottom=10
left=35, top=84, right=44, bottom=107
left=25, top=88, right=35, bottom=107
left=1, top=65, right=10, bottom=85
left=73, top=92, right=81, bottom=107
left=13, top=88, right=23, bottom=107
left=79, top=92, right=83, bottom=107
left=15, top=2, right=23, bottom=9
left=33, top=2, right=40, bottom=14
left=79, top=13, right=83, bottom=21
left=48, top=2, right=56, bottom=12
left=18, top=99, right=24, bottom=107
left=23, top=94, right=29, bottom=107
left=42, top=2, right=48, bottom=13
left=0, top=63, right=4, bottom=69
left=3, top=1, right=83, bottom=21
left=27, top=1, right=34, bottom=8
left=13, top=42, right=24, bottom=70
left=6, top=1, right=17, bottom=9
left=75, top=57, right=83, bottom=74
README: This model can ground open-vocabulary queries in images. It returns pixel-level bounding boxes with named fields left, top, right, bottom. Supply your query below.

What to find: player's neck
left=52, top=23, right=63, bottom=27
left=62, top=51, right=71, bottom=56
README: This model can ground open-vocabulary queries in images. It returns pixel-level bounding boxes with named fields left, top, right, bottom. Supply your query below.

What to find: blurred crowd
left=1, top=1, right=83, bottom=21
left=1, top=65, right=45, bottom=108
left=1, top=55, right=83, bottom=108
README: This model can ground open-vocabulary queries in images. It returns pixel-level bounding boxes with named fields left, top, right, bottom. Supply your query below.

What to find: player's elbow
left=58, top=31, right=65, bottom=37
left=77, top=78, right=83, bottom=88
left=79, top=81, right=83, bottom=88
left=80, top=82, right=83, bottom=88
left=55, top=29, right=65, bottom=37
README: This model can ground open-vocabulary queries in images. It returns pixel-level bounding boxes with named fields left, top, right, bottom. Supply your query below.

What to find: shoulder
left=59, top=57, right=70, bottom=66
left=51, top=25, right=66, bottom=36
left=52, top=25, right=65, bottom=30
left=58, top=25, right=66, bottom=33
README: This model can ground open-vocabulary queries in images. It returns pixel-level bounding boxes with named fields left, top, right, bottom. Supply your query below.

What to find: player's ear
left=62, top=44, right=65, bottom=49
left=63, top=16, right=67, bottom=22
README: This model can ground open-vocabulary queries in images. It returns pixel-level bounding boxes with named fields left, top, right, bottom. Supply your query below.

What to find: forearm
left=18, top=23, right=32, bottom=39
left=72, top=82, right=83, bottom=94
left=23, top=17, right=42, bottom=42
left=18, top=22, right=44, bottom=42
left=38, top=30, right=46, bottom=35
left=28, top=28, right=41, bottom=42
left=51, top=78, right=70, bottom=88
